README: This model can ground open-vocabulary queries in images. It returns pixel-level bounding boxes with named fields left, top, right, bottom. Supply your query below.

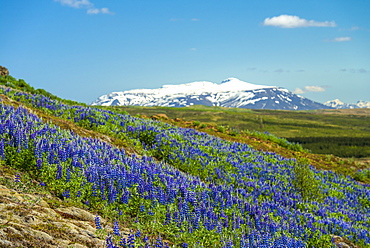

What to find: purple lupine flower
left=0, top=139, right=5, bottom=159
left=36, top=158, right=42, bottom=169
left=2, top=86, right=370, bottom=248
left=95, top=215, right=102, bottom=229
left=127, top=233, right=135, bottom=246
left=119, top=237, right=127, bottom=247
left=135, top=229, right=141, bottom=238
left=105, top=234, right=115, bottom=248
left=113, top=220, right=120, bottom=236
left=140, top=205, right=145, bottom=212
left=164, top=211, right=171, bottom=225
left=66, top=167, right=71, bottom=182
left=62, top=190, right=70, bottom=198
left=92, top=184, right=98, bottom=197
left=56, top=163, right=62, bottom=179
left=14, top=174, right=21, bottom=183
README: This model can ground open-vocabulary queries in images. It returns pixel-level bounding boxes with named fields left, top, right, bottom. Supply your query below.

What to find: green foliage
left=328, top=212, right=351, bottom=222
left=0, top=75, right=84, bottom=106
left=354, top=169, right=370, bottom=182
left=229, top=127, right=240, bottom=136
left=0, top=75, right=35, bottom=92
left=192, top=120, right=200, bottom=126
left=248, top=131, right=307, bottom=152
left=292, top=163, right=324, bottom=202
left=217, top=125, right=226, bottom=133
left=1, top=76, right=370, bottom=247
left=327, top=188, right=345, bottom=199
left=305, top=231, right=336, bottom=248
left=139, top=130, right=158, bottom=147
left=117, top=105, right=370, bottom=158
left=4, top=145, right=37, bottom=173
left=0, top=161, right=51, bottom=195
left=76, top=119, right=96, bottom=130
left=288, top=137, right=370, bottom=158
left=359, top=197, right=370, bottom=210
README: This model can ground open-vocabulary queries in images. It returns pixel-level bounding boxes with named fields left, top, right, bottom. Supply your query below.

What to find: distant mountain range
left=91, top=78, right=368, bottom=110
left=324, top=99, right=370, bottom=109
left=92, top=78, right=331, bottom=110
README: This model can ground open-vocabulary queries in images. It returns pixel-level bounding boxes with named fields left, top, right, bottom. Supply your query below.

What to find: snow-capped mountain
left=324, top=99, right=370, bottom=109
left=91, top=78, right=331, bottom=110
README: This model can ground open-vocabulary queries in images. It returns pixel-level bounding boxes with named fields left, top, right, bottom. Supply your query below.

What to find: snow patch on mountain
left=324, top=99, right=370, bottom=109
left=92, top=78, right=331, bottom=110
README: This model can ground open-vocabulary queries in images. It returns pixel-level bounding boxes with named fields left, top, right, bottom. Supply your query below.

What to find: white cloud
left=293, top=86, right=326, bottom=94
left=101, top=8, right=112, bottom=14
left=263, top=15, right=336, bottom=28
left=189, top=48, right=197, bottom=51
left=191, top=18, right=200, bottom=21
left=87, top=8, right=99, bottom=14
left=55, top=0, right=92, bottom=8
left=293, top=88, right=305, bottom=94
left=55, top=0, right=112, bottom=14
left=333, top=37, right=352, bottom=42
left=350, top=26, right=360, bottom=31
left=87, top=7, right=113, bottom=14
left=304, top=86, right=326, bottom=92
left=340, top=26, right=370, bottom=31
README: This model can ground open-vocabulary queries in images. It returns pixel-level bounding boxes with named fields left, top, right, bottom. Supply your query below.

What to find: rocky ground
left=0, top=129, right=363, bottom=248
left=0, top=66, right=9, bottom=77
left=0, top=165, right=361, bottom=248
left=0, top=164, right=111, bottom=248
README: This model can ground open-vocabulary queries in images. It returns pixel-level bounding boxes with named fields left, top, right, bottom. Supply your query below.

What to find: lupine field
left=0, top=76, right=369, bottom=247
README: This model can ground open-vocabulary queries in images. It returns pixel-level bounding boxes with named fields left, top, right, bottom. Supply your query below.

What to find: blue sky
left=1, top=0, right=369, bottom=104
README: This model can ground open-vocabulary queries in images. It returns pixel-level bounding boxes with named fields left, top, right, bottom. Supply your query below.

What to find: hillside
left=111, top=105, right=370, bottom=159
left=0, top=162, right=108, bottom=247
left=0, top=75, right=370, bottom=248
left=324, top=99, right=370, bottom=109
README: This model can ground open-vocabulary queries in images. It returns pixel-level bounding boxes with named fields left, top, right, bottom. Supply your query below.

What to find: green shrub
left=229, top=128, right=240, bottom=136
left=199, top=123, right=207, bottom=129
left=193, top=121, right=200, bottom=126
left=139, top=130, right=157, bottom=147
left=217, top=125, right=226, bottom=133
left=292, top=163, right=324, bottom=202
left=353, top=169, right=370, bottom=183
left=0, top=75, right=84, bottom=106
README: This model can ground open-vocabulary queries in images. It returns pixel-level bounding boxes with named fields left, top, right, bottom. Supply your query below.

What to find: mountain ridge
left=324, top=99, right=370, bottom=109
left=92, top=78, right=331, bottom=110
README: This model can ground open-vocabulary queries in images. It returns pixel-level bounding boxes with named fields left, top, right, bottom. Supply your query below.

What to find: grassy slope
left=0, top=162, right=111, bottom=247
left=1, top=76, right=370, bottom=247
left=111, top=105, right=370, bottom=158
left=110, top=105, right=370, bottom=138
left=125, top=111, right=370, bottom=183
left=1, top=77, right=369, bottom=180
left=8, top=90, right=364, bottom=182
left=2, top=79, right=369, bottom=181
